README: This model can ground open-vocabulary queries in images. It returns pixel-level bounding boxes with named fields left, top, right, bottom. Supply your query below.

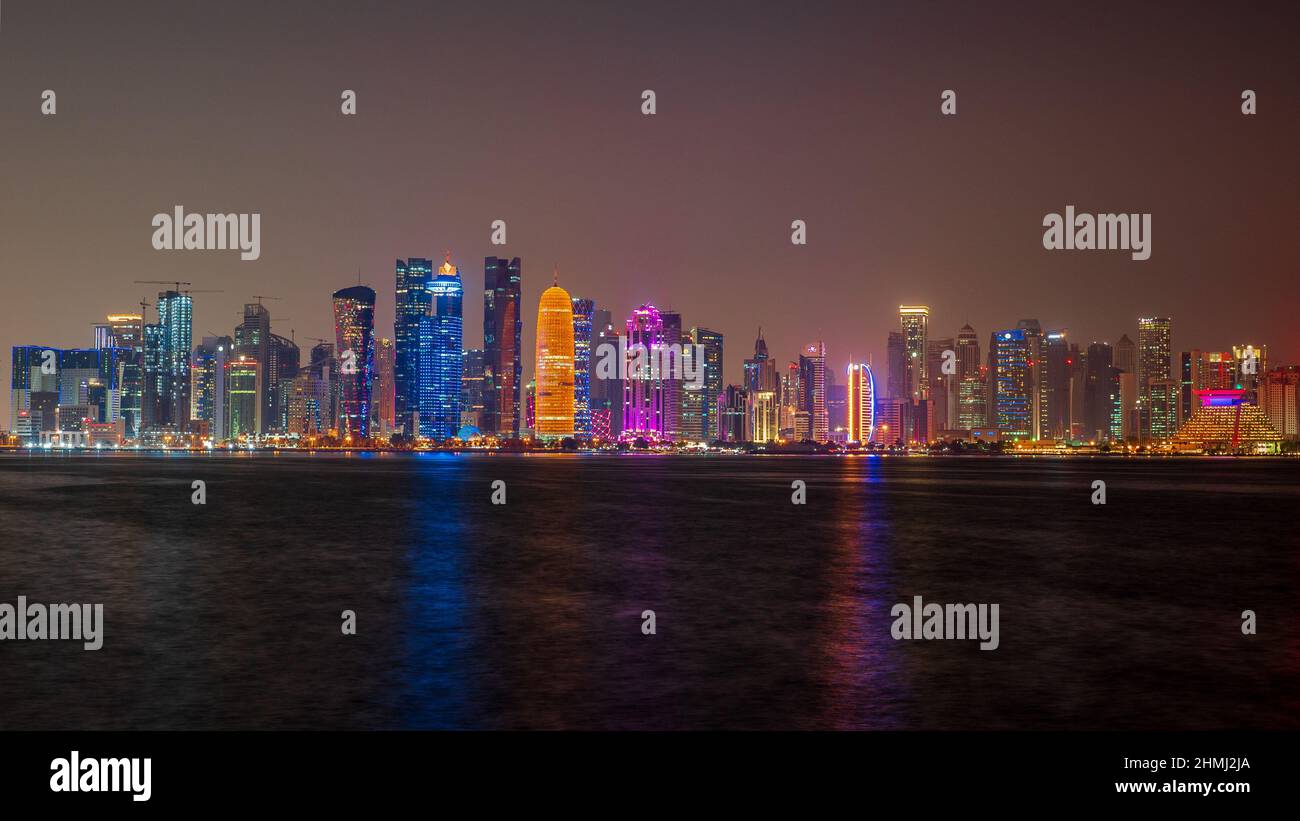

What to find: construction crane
left=250, top=295, right=281, bottom=305
left=133, top=280, right=223, bottom=296
left=138, top=297, right=152, bottom=324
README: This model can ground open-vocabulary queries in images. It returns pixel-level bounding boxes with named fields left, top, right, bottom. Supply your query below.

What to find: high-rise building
left=375, top=338, right=395, bottom=435
left=417, top=256, right=463, bottom=441
left=571, top=297, right=595, bottom=440
left=226, top=355, right=261, bottom=439
left=691, top=327, right=723, bottom=443
left=660, top=311, right=684, bottom=442
left=460, top=348, right=485, bottom=432
left=106, top=314, right=144, bottom=438
left=744, top=332, right=779, bottom=443
left=718, top=385, right=747, bottom=443
left=483, top=256, right=522, bottom=439
left=926, top=337, right=955, bottom=432
left=800, top=341, right=828, bottom=442
left=1232, top=344, right=1267, bottom=404
left=590, top=309, right=620, bottom=441
left=234, top=302, right=271, bottom=433
left=534, top=274, right=575, bottom=441
left=956, top=324, right=984, bottom=429
left=190, top=337, right=223, bottom=435
left=886, top=331, right=906, bottom=400
left=1137, top=316, right=1172, bottom=441
left=152, top=290, right=193, bottom=431
left=267, top=333, right=300, bottom=433
left=1042, top=330, right=1070, bottom=440
left=332, top=285, right=377, bottom=440
left=900, top=306, right=929, bottom=401
left=1115, top=334, right=1137, bottom=375
left=10, top=346, right=59, bottom=436
left=992, top=329, right=1031, bottom=439
left=846, top=363, right=876, bottom=444
left=1084, top=342, right=1114, bottom=442
left=623, top=305, right=667, bottom=441
left=395, top=257, right=433, bottom=437
left=1260, top=366, right=1299, bottom=438
left=1014, top=320, right=1045, bottom=439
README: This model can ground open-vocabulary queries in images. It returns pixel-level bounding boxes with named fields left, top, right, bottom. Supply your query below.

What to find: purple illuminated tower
left=622, top=304, right=666, bottom=440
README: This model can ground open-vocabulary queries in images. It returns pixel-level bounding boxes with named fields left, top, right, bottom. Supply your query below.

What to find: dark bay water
left=1, top=453, right=1297, bottom=730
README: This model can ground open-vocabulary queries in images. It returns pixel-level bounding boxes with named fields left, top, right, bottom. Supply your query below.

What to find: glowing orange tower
left=534, top=269, right=575, bottom=440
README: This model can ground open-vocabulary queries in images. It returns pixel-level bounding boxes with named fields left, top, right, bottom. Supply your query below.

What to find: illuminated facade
left=416, top=257, right=464, bottom=441
left=623, top=305, right=666, bottom=440
left=800, top=341, right=828, bottom=442
left=375, top=338, right=395, bottom=433
left=900, top=306, right=929, bottom=401
left=743, top=332, right=778, bottom=443
left=483, top=256, right=523, bottom=439
left=226, top=355, right=261, bottom=439
left=395, top=257, right=433, bottom=437
left=534, top=276, right=575, bottom=440
left=332, top=285, right=377, bottom=440
left=1261, top=367, right=1298, bottom=438
left=571, top=297, right=594, bottom=440
left=992, top=329, right=1031, bottom=439
left=107, top=314, right=144, bottom=437
left=847, top=362, right=876, bottom=444
left=1173, top=389, right=1282, bottom=454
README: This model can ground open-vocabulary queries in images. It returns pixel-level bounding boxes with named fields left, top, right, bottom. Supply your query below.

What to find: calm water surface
left=0, top=453, right=1296, bottom=730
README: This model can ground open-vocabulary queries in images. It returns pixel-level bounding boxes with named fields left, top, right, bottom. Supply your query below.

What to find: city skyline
left=2, top=2, right=1296, bottom=427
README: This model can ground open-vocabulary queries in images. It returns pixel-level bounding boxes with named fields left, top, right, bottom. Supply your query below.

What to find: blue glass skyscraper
left=417, top=256, right=463, bottom=441
left=571, top=297, right=594, bottom=440
left=395, top=258, right=433, bottom=437
left=993, top=328, right=1031, bottom=439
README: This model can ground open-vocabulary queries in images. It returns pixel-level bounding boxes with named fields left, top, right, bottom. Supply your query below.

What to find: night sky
left=1, top=0, right=1296, bottom=424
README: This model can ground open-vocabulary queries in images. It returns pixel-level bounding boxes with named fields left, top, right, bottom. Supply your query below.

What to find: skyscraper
left=623, top=305, right=666, bottom=440
left=535, top=273, right=575, bottom=441
left=226, top=355, right=261, bottom=439
left=483, top=256, right=522, bottom=439
left=992, top=329, right=1031, bottom=439
left=745, top=332, right=778, bottom=443
left=800, top=341, right=828, bottom=442
left=1260, top=366, right=1299, bottom=438
left=846, top=362, right=876, bottom=444
left=660, top=310, right=684, bottom=442
left=460, top=348, right=485, bottom=432
left=418, top=256, right=463, bottom=441
left=691, top=327, right=723, bottom=443
left=395, top=257, right=433, bottom=437
left=107, top=314, right=144, bottom=438
left=1084, top=342, right=1114, bottom=442
left=571, top=297, right=595, bottom=440
left=267, top=333, right=300, bottom=433
left=235, top=302, right=271, bottom=433
left=154, top=290, right=192, bottom=431
left=332, top=285, right=377, bottom=440
left=956, top=324, right=984, bottom=429
left=1042, top=330, right=1070, bottom=440
left=375, top=337, right=395, bottom=435
left=1137, top=316, right=1172, bottom=441
left=590, top=308, right=620, bottom=441
left=886, top=331, right=906, bottom=400
left=900, top=306, right=929, bottom=401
